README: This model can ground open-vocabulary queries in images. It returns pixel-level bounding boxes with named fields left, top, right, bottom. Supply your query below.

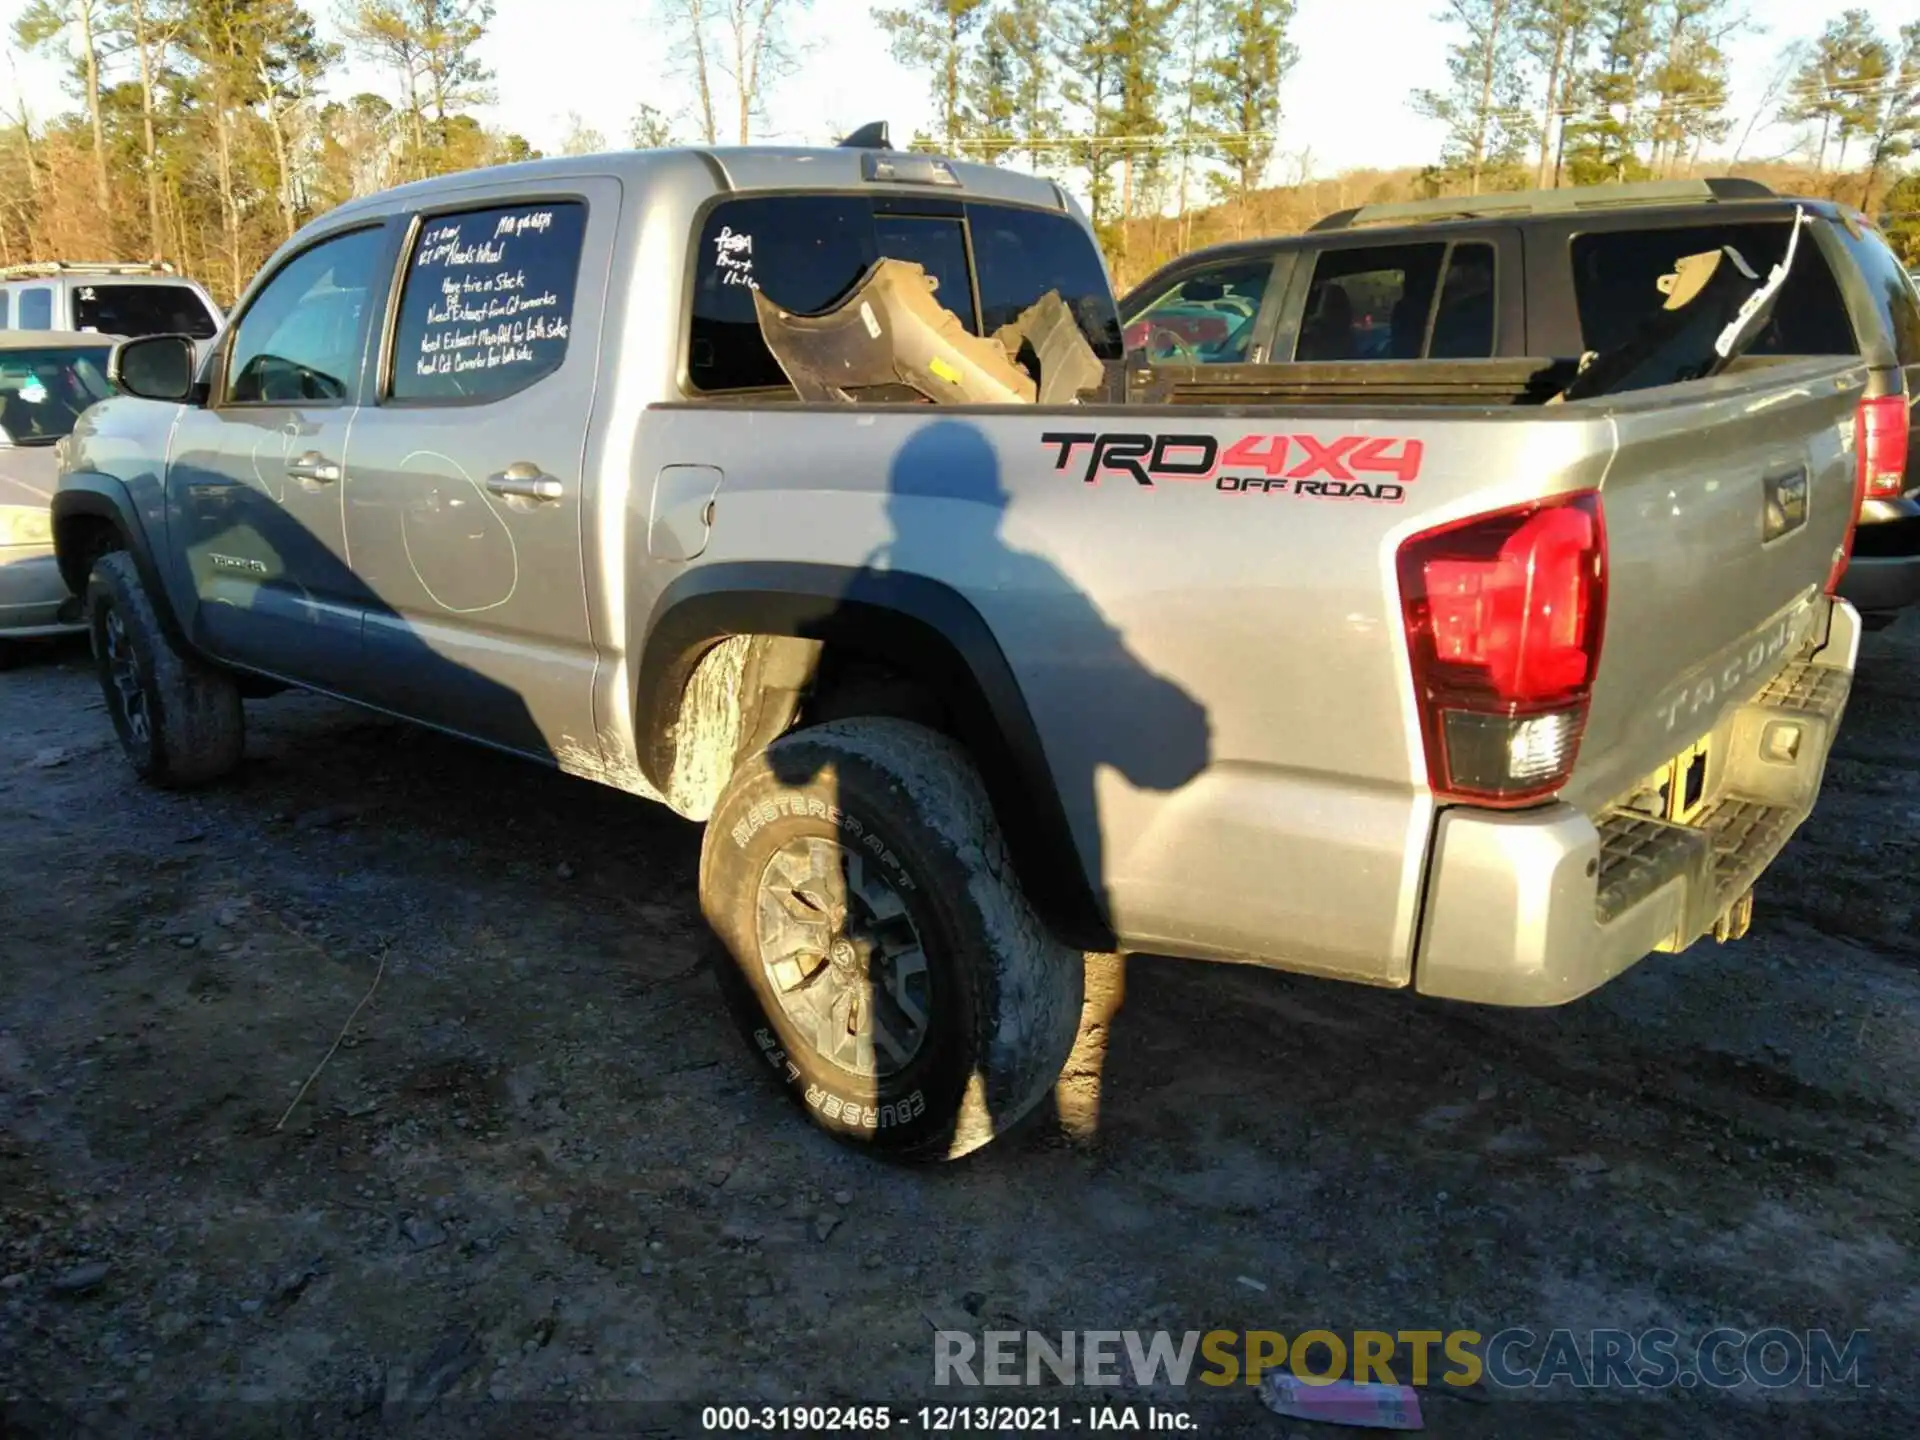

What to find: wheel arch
left=636, top=561, right=1113, bottom=952
left=50, top=478, right=190, bottom=649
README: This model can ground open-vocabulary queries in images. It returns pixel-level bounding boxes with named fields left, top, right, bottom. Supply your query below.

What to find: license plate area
left=1640, top=737, right=1713, bottom=825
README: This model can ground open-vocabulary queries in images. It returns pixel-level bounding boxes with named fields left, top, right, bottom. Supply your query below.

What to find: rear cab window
left=687, top=195, right=1120, bottom=393
left=1569, top=222, right=1858, bottom=358
left=72, top=282, right=219, bottom=340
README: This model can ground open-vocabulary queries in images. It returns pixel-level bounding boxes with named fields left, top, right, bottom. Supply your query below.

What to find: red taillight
left=1398, top=492, right=1607, bottom=806
left=1831, top=395, right=1906, bottom=592
left=1857, top=394, right=1910, bottom=502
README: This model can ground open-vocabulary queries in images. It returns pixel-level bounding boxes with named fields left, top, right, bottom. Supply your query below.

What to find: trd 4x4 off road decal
left=1040, top=431, right=1423, bottom=502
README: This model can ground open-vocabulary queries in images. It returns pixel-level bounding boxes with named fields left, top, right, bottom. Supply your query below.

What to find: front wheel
left=87, top=551, right=244, bottom=788
left=701, top=718, right=1086, bottom=1161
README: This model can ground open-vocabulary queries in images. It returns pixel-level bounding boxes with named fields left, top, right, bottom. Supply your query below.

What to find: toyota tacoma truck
left=51, top=138, right=1865, bottom=1161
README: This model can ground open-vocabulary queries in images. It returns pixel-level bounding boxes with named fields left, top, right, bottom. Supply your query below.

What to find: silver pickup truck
left=51, top=140, right=1865, bottom=1161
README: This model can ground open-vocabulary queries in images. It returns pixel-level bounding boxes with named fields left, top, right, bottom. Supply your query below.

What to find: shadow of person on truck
left=744, top=417, right=1210, bottom=1159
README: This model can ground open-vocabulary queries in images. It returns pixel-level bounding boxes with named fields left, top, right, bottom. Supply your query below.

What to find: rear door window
left=688, top=196, right=1120, bottom=393
left=1570, top=223, right=1856, bottom=357
left=388, top=200, right=588, bottom=403
left=1831, top=221, right=1920, bottom=366
left=1294, top=243, right=1449, bottom=361
left=72, top=283, right=219, bottom=339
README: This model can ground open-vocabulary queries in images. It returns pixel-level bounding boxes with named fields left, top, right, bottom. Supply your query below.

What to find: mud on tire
left=701, top=718, right=1085, bottom=1161
left=87, top=551, right=244, bottom=788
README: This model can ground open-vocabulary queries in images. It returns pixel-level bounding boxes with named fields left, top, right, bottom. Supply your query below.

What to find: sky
left=0, top=0, right=1914, bottom=183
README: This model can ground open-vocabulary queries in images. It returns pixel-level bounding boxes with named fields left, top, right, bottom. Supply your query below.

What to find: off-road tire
left=702, top=718, right=1085, bottom=1161
left=87, top=551, right=244, bottom=788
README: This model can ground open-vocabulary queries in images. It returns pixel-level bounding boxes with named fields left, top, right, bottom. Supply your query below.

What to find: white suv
left=0, top=262, right=222, bottom=344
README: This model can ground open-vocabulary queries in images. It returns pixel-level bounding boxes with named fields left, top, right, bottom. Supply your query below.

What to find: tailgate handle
left=1762, top=465, right=1808, bottom=543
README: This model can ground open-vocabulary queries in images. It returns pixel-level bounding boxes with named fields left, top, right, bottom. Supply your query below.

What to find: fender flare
left=637, top=561, right=1114, bottom=952
left=50, top=476, right=193, bottom=654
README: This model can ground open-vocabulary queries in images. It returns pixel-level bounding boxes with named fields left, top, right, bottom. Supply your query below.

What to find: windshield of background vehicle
left=0, top=346, right=114, bottom=445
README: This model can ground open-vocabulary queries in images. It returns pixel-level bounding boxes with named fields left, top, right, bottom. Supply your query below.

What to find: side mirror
left=110, top=333, right=199, bottom=403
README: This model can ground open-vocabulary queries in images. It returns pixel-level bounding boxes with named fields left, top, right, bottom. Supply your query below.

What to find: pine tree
left=1171, top=0, right=1209, bottom=237
left=1644, top=1, right=1736, bottom=178
left=1108, top=0, right=1180, bottom=236
left=1414, top=0, right=1534, bottom=194
left=1056, top=0, right=1126, bottom=229
left=1198, top=0, right=1297, bottom=214
left=103, top=0, right=189, bottom=257
left=1561, top=0, right=1657, bottom=185
left=629, top=103, right=677, bottom=149
left=1522, top=0, right=1590, bottom=187
left=967, top=7, right=1020, bottom=162
left=1784, top=10, right=1890, bottom=173
left=1865, top=22, right=1920, bottom=208
left=184, top=0, right=334, bottom=293
left=1880, top=170, right=1920, bottom=262
left=874, top=0, right=991, bottom=149
left=999, top=0, right=1057, bottom=171
left=13, top=0, right=114, bottom=232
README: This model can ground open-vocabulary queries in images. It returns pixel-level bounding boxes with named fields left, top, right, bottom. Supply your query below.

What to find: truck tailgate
left=1564, top=357, right=1866, bottom=816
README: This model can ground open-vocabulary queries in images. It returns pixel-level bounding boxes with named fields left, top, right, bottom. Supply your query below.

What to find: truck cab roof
left=322, top=146, right=1077, bottom=231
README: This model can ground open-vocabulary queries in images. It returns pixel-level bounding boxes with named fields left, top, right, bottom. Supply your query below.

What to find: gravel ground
left=0, top=622, right=1916, bottom=1439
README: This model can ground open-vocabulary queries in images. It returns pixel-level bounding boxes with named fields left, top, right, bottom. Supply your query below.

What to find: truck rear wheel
left=86, top=552, right=244, bottom=789
left=701, top=718, right=1085, bottom=1161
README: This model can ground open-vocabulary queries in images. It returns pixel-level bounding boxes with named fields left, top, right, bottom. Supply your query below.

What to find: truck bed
left=639, top=354, right=1865, bottom=985
left=1126, top=354, right=1810, bottom=409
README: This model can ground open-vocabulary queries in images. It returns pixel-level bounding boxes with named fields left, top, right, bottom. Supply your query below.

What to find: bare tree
left=340, top=0, right=429, bottom=171
left=338, top=1, right=493, bottom=177
left=1734, top=41, right=1803, bottom=162
left=15, top=0, right=113, bottom=231
left=559, top=112, right=608, bottom=154
left=661, top=0, right=720, bottom=143
left=718, top=0, right=807, bottom=143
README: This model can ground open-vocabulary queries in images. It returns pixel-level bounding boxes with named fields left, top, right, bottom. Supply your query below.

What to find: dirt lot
left=1, top=621, right=1916, bottom=1439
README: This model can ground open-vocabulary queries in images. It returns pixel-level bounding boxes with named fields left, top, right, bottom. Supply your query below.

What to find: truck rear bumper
left=1413, top=601, right=1859, bottom=1007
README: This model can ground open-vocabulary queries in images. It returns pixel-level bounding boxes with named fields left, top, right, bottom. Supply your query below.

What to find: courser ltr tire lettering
left=701, top=718, right=1085, bottom=1161
left=87, top=551, right=244, bottom=788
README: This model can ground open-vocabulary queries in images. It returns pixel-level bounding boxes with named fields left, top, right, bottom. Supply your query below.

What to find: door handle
left=286, top=451, right=340, bottom=483
left=486, top=462, right=563, bottom=502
